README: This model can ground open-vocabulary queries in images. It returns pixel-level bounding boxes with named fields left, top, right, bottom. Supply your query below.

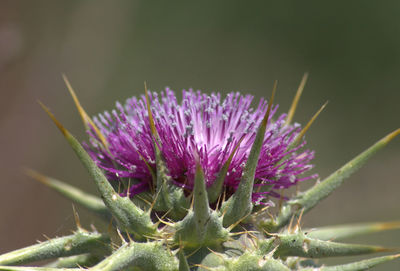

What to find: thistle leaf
left=144, top=82, right=158, bottom=139
left=292, top=101, right=328, bottom=146
left=39, top=102, right=157, bottom=238
left=90, top=242, right=178, bottom=271
left=25, top=169, right=111, bottom=221
left=260, top=128, right=400, bottom=232
left=273, top=232, right=393, bottom=258
left=301, top=253, right=400, bottom=271
left=305, top=221, right=400, bottom=241
left=0, top=231, right=110, bottom=266
left=285, top=73, right=308, bottom=126
left=223, top=81, right=277, bottom=227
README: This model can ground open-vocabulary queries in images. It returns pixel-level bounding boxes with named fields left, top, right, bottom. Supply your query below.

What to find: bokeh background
left=1, top=1, right=399, bottom=269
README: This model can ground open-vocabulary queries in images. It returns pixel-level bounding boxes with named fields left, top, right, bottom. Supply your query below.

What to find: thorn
left=266, top=209, right=275, bottom=221
left=261, top=80, right=277, bottom=128
left=136, top=195, right=152, bottom=206
left=248, top=232, right=259, bottom=249
left=293, top=101, right=328, bottom=146
left=278, top=191, right=285, bottom=213
left=227, top=212, right=251, bottom=232
left=255, top=180, right=265, bottom=194
left=159, top=209, right=173, bottom=222
left=142, top=234, right=164, bottom=241
left=107, top=218, right=114, bottom=233
left=218, top=188, right=227, bottom=215
left=376, top=247, right=398, bottom=253
left=215, top=193, right=223, bottom=211
left=266, top=241, right=280, bottom=257
left=126, top=178, right=131, bottom=198
left=286, top=73, right=308, bottom=126
left=287, top=213, right=295, bottom=234
left=294, top=208, right=305, bottom=232
left=252, top=206, right=270, bottom=218
left=189, top=193, right=195, bottom=211
left=144, top=82, right=158, bottom=138
left=249, top=237, right=258, bottom=251
left=178, top=237, right=184, bottom=250
left=165, top=241, right=172, bottom=256
left=180, top=202, right=193, bottom=213
left=376, top=221, right=400, bottom=231
left=72, top=204, right=84, bottom=231
left=229, top=230, right=258, bottom=236
left=116, top=228, right=127, bottom=244
left=383, top=128, right=400, bottom=143
left=23, top=168, right=50, bottom=185
left=62, top=74, right=88, bottom=128
left=220, top=204, right=229, bottom=219
left=161, top=233, right=173, bottom=256
left=63, top=74, right=108, bottom=149
left=237, top=233, right=251, bottom=252
left=262, top=229, right=279, bottom=237
left=227, top=136, right=244, bottom=166
left=221, top=188, right=226, bottom=205
left=107, top=218, right=115, bottom=236
left=90, top=224, right=98, bottom=233
left=186, top=246, right=202, bottom=258
left=207, top=247, right=225, bottom=260
left=238, top=229, right=258, bottom=250
left=148, top=188, right=162, bottom=214
left=126, top=231, right=133, bottom=243
left=247, top=229, right=258, bottom=240
left=155, top=212, right=175, bottom=227
left=111, top=242, right=119, bottom=251
left=38, top=101, right=69, bottom=137
left=117, top=182, right=121, bottom=194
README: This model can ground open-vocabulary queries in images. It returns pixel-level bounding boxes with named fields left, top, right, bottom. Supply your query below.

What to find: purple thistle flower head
left=85, top=88, right=316, bottom=205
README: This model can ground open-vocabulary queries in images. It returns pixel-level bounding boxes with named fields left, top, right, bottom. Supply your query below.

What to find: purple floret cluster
left=85, top=88, right=316, bottom=204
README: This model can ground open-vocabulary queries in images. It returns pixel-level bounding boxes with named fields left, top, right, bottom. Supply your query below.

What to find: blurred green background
left=0, top=1, right=399, bottom=269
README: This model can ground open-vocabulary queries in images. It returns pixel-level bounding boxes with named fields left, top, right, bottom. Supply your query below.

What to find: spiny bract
left=1, top=75, right=399, bottom=271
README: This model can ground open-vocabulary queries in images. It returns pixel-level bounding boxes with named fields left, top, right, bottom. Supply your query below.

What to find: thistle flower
left=2, top=76, right=399, bottom=271
left=86, top=88, right=316, bottom=205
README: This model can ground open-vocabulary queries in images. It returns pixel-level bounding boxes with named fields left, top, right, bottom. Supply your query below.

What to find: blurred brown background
left=0, top=1, right=399, bottom=269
